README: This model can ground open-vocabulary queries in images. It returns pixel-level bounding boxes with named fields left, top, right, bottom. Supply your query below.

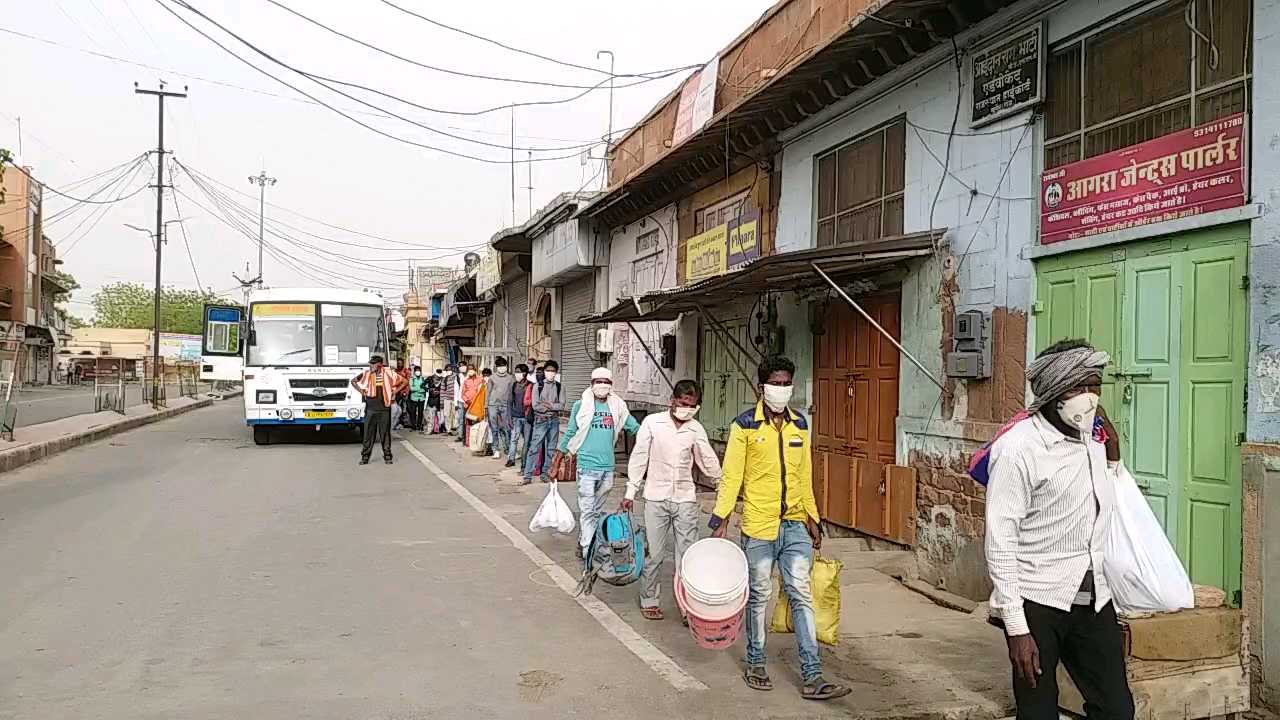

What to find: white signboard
left=475, top=248, right=501, bottom=296
left=672, top=56, right=720, bottom=144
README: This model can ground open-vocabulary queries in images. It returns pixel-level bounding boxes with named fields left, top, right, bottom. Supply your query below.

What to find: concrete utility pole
left=597, top=50, right=615, bottom=191
left=248, top=170, right=276, bottom=288
left=524, top=151, right=533, bottom=221
left=509, top=108, right=516, bottom=226
left=135, top=81, right=186, bottom=410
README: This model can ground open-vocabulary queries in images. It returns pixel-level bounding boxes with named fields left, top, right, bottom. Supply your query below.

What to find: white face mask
left=592, top=383, right=612, bottom=399
left=496, top=366, right=508, bottom=376
left=672, top=405, right=699, bottom=421
left=543, top=372, right=556, bottom=383
left=414, top=371, right=421, bottom=377
left=1056, top=392, right=1099, bottom=435
left=458, top=366, right=467, bottom=374
left=515, top=372, right=526, bottom=381
left=761, top=384, right=793, bottom=413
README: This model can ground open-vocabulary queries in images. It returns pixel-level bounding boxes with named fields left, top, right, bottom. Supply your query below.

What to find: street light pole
left=248, top=170, right=276, bottom=288
left=135, top=82, right=186, bottom=410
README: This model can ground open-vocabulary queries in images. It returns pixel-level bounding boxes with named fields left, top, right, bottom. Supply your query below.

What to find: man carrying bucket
left=709, top=355, right=850, bottom=702
left=622, top=379, right=722, bottom=622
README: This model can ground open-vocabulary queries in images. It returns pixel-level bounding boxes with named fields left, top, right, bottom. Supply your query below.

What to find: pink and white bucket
left=674, top=538, right=750, bottom=650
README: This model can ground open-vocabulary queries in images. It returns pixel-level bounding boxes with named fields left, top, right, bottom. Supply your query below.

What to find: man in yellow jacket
left=710, top=355, right=849, bottom=701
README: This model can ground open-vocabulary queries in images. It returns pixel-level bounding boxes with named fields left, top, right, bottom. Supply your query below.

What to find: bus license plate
left=303, top=410, right=334, bottom=419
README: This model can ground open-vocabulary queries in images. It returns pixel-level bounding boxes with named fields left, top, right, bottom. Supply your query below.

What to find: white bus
left=201, top=287, right=390, bottom=445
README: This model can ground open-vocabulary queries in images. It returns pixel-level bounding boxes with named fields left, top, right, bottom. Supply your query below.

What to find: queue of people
left=351, top=342, right=1132, bottom=712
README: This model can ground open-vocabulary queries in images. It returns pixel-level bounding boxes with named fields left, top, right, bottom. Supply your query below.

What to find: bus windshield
left=248, top=302, right=385, bottom=366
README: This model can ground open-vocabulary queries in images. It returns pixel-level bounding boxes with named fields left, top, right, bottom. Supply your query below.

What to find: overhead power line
left=3, top=157, right=151, bottom=204
left=375, top=0, right=697, bottom=79
left=175, top=160, right=487, bottom=254
left=161, top=0, right=669, bottom=154
left=0, top=25, right=645, bottom=132
left=265, top=0, right=699, bottom=90
left=152, top=0, right=602, bottom=165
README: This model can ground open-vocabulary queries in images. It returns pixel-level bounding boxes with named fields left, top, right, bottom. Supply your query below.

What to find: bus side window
left=203, top=305, right=243, bottom=356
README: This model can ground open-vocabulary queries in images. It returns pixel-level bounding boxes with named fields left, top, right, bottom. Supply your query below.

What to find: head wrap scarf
left=1025, top=346, right=1109, bottom=412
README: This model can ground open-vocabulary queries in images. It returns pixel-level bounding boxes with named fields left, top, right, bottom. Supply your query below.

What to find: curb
left=0, top=398, right=216, bottom=475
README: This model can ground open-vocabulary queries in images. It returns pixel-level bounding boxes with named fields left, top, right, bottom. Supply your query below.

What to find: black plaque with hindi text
left=971, top=24, right=1043, bottom=127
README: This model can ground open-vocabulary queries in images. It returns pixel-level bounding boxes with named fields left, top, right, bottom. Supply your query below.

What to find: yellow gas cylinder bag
left=769, top=554, right=842, bottom=645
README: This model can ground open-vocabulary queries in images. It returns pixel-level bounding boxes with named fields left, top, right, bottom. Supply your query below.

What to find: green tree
left=91, top=283, right=226, bottom=335
left=67, top=314, right=88, bottom=330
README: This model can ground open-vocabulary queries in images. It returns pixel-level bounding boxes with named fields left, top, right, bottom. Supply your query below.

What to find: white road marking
left=401, top=440, right=707, bottom=692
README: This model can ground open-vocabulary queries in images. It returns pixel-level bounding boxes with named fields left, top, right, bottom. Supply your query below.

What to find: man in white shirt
left=622, top=379, right=723, bottom=622
left=985, top=339, right=1132, bottom=720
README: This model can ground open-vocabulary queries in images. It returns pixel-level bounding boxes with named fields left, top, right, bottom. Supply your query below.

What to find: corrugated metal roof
left=577, top=231, right=939, bottom=324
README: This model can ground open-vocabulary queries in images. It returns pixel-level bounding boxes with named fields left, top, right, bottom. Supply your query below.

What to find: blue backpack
left=577, top=511, right=647, bottom=595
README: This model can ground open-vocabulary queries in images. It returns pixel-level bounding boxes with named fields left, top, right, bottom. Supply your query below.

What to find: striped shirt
left=984, top=412, right=1115, bottom=636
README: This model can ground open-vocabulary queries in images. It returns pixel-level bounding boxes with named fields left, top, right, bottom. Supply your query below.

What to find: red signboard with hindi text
left=1040, top=113, right=1246, bottom=244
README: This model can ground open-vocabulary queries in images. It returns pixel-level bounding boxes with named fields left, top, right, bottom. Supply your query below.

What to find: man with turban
left=984, top=339, right=1132, bottom=720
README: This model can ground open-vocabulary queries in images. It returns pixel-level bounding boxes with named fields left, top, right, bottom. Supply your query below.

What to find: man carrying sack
left=351, top=353, right=402, bottom=465
left=985, top=339, right=1133, bottom=720
left=709, top=355, right=849, bottom=701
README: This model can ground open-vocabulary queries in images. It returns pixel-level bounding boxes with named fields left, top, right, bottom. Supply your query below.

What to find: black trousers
left=406, top=400, right=424, bottom=430
left=1013, top=600, right=1134, bottom=720
left=361, top=408, right=393, bottom=460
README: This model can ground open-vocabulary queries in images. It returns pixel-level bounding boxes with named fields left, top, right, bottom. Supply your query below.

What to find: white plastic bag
left=529, top=481, right=576, bottom=534
left=468, top=420, right=488, bottom=454
left=1104, top=461, right=1194, bottom=614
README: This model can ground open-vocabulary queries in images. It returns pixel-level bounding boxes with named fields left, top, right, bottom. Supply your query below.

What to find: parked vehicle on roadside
left=200, top=287, right=389, bottom=445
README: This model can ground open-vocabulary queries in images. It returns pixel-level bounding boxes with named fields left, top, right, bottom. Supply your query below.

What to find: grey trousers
left=638, top=498, right=701, bottom=610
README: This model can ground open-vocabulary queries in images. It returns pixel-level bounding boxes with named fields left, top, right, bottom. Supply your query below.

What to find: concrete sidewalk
left=0, top=395, right=216, bottom=474
left=403, top=432, right=1014, bottom=719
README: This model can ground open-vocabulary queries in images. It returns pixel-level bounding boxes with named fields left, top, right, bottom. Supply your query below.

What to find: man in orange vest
left=351, top=353, right=402, bottom=465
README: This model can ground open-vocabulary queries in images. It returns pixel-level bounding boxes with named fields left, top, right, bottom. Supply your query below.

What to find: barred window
left=1043, top=0, right=1251, bottom=170
left=815, top=119, right=905, bottom=247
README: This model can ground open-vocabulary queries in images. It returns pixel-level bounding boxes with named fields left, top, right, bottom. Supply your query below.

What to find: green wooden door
left=1121, top=253, right=1181, bottom=538
left=698, top=316, right=756, bottom=443
left=1034, top=227, right=1248, bottom=600
left=1178, top=242, right=1248, bottom=597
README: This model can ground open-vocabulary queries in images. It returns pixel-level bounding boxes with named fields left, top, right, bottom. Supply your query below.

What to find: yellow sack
left=768, top=554, right=842, bottom=646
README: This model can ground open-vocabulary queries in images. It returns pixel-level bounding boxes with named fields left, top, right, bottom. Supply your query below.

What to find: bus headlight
left=256, top=390, right=276, bottom=404
left=279, top=408, right=294, bottom=420
left=347, top=408, right=360, bottom=419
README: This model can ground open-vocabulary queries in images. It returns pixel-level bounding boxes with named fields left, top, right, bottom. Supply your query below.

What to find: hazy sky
left=1, top=0, right=773, bottom=320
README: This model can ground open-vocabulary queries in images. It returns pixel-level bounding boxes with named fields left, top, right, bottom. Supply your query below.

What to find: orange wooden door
left=812, top=292, right=901, bottom=533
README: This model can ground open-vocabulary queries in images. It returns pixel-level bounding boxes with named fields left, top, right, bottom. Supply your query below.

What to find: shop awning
left=577, top=231, right=939, bottom=324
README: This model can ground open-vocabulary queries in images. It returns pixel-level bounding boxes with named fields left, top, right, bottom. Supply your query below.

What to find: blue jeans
left=742, top=520, right=821, bottom=681
left=487, top=405, right=510, bottom=454
left=508, top=417, right=528, bottom=463
left=576, top=468, right=614, bottom=551
left=523, top=419, right=559, bottom=481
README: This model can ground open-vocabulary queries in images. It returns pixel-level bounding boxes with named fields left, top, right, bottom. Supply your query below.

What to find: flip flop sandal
left=801, top=677, right=851, bottom=701
left=743, top=666, right=773, bottom=691
left=640, top=607, right=664, bottom=621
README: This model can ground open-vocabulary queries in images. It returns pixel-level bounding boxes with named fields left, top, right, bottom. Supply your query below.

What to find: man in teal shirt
left=559, top=367, right=639, bottom=559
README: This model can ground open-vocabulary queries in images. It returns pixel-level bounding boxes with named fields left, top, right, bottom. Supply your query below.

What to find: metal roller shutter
left=507, top=274, right=529, bottom=360
left=558, top=277, right=597, bottom=396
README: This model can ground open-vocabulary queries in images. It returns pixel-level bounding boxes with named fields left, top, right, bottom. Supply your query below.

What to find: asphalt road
left=0, top=401, right=855, bottom=719
left=8, top=383, right=203, bottom=428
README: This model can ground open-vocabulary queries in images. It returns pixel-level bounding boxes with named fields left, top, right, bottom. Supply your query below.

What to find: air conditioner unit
left=596, top=328, right=614, bottom=354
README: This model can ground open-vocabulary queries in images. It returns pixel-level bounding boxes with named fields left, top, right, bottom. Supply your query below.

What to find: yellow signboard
left=728, top=218, right=758, bottom=262
left=253, top=303, right=315, bottom=317
left=684, top=213, right=760, bottom=283
left=685, top=225, right=728, bottom=283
